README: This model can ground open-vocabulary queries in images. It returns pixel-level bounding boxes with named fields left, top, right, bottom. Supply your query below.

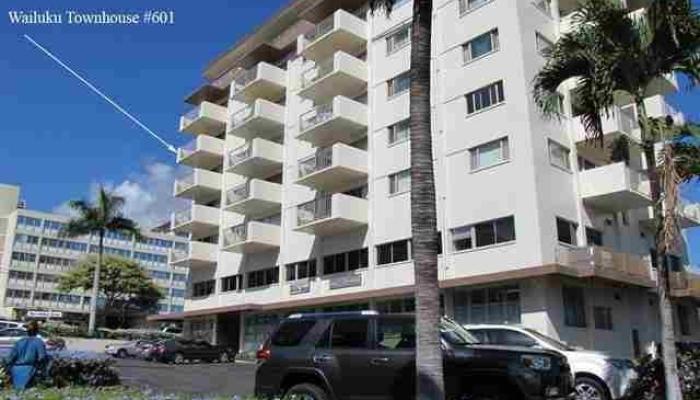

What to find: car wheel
left=117, top=349, right=127, bottom=358
left=283, top=383, right=329, bottom=400
left=219, top=352, right=230, bottom=363
left=575, top=377, right=609, bottom=400
left=173, top=353, right=185, bottom=364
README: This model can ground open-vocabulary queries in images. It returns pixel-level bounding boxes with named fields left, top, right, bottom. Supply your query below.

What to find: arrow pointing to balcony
left=23, top=34, right=178, bottom=154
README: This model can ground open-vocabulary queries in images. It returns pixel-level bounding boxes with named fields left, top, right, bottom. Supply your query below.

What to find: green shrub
left=39, top=357, right=120, bottom=388
left=624, top=344, right=700, bottom=399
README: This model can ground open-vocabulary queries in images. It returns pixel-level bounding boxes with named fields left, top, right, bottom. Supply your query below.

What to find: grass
left=0, top=387, right=268, bottom=400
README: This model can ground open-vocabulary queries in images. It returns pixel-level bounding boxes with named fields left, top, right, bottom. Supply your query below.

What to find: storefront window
left=453, top=285, right=521, bottom=325
left=242, top=313, right=281, bottom=356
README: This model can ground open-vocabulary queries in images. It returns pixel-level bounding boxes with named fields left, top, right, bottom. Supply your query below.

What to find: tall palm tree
left=533, top=1, right=700, bottom=398
left=60, top=186, right=141, bottom=336
left=368, top=1, right=444, bottom=399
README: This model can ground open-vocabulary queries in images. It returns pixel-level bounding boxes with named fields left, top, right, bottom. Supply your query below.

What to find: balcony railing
left=556, top=245, right=652, bottom=283
left=297, top=196, right=333, bottom=226
left=299, top=147, right=333, bottom=178
left=234, top=67, right=258, bottom=92
left=178, top=139, right=198, bottom=160
left=300, top=103, right=334, bottom=132
left=183, top=106, right=201, bottom=122
left=230, top=105, right=255, bottom=129
left=169, top=246, right=189, bottom=263
left=172, top=208, right=192, bottom=227
left=223, top=224, right=248, bottom=247
left=301, top=57, right=335, bottom=89
left=225, top=182, right=250, bottom=206
left=305, top=14, right=336, bottom=43
left=228, top=143, right=252, bottom=167
left=174, top=174, right=196, bottom=193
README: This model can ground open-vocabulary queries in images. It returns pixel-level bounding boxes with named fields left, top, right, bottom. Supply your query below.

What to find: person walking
left=5, top=321, right=47, bottom=390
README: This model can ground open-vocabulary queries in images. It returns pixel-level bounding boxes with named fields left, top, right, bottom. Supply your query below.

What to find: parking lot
left=114, top=357, right=257, bottom=396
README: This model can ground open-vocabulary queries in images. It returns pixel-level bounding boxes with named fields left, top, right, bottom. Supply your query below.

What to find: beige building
left=157, top=0, right=700, bottom=358
left=0, top=184, right=188, bottom=323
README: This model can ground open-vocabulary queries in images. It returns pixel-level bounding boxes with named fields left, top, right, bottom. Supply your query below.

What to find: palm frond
left=106, top=216, right=142, bottom=241
left=59, top=219, right=94, bottom=238
left=368, top=0, right=395, bottom=15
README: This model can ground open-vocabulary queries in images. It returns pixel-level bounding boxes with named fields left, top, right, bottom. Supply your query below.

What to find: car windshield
left=524, top=328, right=574, bottom=351
left=440, top=318, right=478, bottom=345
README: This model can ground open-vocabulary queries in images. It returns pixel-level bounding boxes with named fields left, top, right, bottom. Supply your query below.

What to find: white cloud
left=53, top=162, right=187, bottom=230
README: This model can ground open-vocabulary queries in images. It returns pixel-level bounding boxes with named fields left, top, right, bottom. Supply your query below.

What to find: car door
left=0, top=329, right=26, bottom=347
left=311, top=317, right=377, bottom=400
left=368, top=316, right=416, bottom=400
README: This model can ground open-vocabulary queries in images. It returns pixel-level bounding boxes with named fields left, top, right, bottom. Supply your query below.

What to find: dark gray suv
left=254, top=311, right=574, bottom=400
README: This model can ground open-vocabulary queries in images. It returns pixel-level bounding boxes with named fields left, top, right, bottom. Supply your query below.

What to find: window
left=386, top=25, right=410, bottom=55
left=678, top=305, right=691, bottom=335
left=466, top=81, right=504, bottom=114
left=248, top=267, right=279, bottom=288
left=389, top=169, right=411, bottom=195
left=377, top=239, right=411, bottom=265
left=488, top=330, right=538, bottom=347
left=221, top=274, right=243, bottom=292
left=377, top=317, right=415, bottom=349
left=459, top=0, right=493, bottom=14
left=271, top=320, right=316, bottom=347
left=556, top=217, right=578, bottom=245
left=535, top=32, right=554, bottom=54
left=463, top=29, right=499, bottom=63
left=388, top=72, right=410, bottom=97
left=586, top=228, right=603, bottom=246
left=17, top=216, right=42, bottom=228
left=323, top=249, right=368, bottom=275
left=192, top=280, right=215, bottom=297
left=11, top=252, right=36, bottom=263
left=548, top=139, right=571, bottom=171
left=170, top=288, right=186, bottom=298
left=563, top=286, right=587, bottom=327
left=593, top=306, right=613, bottom=330
left=578, top=156, right=597, bottom=171
left=375, top=298, right=415, bottom=314
left=14, top=234, right=39, bottom=245
left=331, top=319, right=368, bottom=348
left=451, top=216, right=515, bottom=251
left=470, top=137, right=509, bottom=170
left=388, top=119, right=410, bottom=145
left=286, top=259, right=317, bottom=281
left=453, top=285, right=521, bottom=324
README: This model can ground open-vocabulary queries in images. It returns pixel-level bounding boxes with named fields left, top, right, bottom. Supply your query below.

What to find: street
left=113, top=358, right=257, bottom=396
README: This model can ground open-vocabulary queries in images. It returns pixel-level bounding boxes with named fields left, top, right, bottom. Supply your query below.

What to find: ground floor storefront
left=182, top=275, right=700, bottom=359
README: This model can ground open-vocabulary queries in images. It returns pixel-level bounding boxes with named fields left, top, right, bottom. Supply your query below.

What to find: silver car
left=105, top=340, right=156, bottom=358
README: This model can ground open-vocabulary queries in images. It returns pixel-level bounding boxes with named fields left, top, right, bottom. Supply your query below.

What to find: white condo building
left=0, top=184, right=189, bottom=323
left=158, top=0, right=700, bottom=358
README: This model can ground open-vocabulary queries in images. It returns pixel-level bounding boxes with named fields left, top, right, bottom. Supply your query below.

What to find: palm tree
left=368, top=1, right=443, bottom=399
left=60, top=186, right=141, bottom=336
left=533, top=0, right=700, bottom=398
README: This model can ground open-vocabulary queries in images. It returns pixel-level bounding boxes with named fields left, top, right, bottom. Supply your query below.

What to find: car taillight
left=256, top=346, right=271, bottom=361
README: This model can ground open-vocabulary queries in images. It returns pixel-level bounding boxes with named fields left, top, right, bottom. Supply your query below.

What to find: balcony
left=572, top=106, right=640, bottom=143
left=171, top=204, right=220, bottom=239
left=296, top=144, right=368, bottom=192
left=176, top=135, right=224, bottom=170
left=179, top=101, right=228, bottom=136
left=224, top=179, right=282, bottom=217
left=228, top=99, right=285, bottom=141
left=299, top=51, right=368, bottom=104
left=231, top=62, right=287, bottom=103
left=297, top=96, right=368, bottom=147
left=301, top=9, right=368, bottom=62
left=579, top=162, right=652, bottom=211
left=640, top=203, right=700, bottom=230
left=295, top=194, right=368, bottom=235
left=169, top=241, right=217, bottom=268
left=556, top=245, right=654, bottom=287
left=221, top=221, right=280, bottom=253
left=226, top=138, right=283, bottom=179
left=173, top=169, right=222, bottom=201
left=670, top=272, right=700, bottom=299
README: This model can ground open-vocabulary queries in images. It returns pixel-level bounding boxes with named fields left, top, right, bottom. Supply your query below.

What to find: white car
left=464, top=325, right=636, bottom=400
left=0, top=327, right=66, bottom=351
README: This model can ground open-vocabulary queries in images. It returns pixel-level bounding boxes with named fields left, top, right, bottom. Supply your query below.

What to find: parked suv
left=255, top=311, right=574, bottom=400
left=464, top=325, right=637, bottom=400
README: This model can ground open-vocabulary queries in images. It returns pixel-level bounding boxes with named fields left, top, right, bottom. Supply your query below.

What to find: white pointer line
left=23, top=34, right=177, bottom=154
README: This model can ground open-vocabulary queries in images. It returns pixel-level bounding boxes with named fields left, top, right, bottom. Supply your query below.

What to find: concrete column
left=211, top=316, right=218, bottom=345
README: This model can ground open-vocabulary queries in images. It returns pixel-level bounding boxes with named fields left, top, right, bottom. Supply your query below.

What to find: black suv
left=255, top=311, right=573, bottom=400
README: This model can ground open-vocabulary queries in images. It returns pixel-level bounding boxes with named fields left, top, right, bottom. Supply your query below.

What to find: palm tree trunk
left=409, top=1, right=444, bottom=399
left=636, top=98, right=683, bottom=400
left=87, top=230, right=104, bottom=336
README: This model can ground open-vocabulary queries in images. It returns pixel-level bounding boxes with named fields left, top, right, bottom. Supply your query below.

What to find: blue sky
left=0, top=1, right=698, bottom=263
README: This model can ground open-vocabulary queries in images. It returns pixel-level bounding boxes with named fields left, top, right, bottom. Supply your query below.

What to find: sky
left=0, top=0, right=698, bottom=263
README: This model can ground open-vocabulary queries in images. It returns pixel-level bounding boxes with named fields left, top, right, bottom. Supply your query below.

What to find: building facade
left=0, top=184, right=188, bottom=323
left=161, top=0, right=700, bottom=358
